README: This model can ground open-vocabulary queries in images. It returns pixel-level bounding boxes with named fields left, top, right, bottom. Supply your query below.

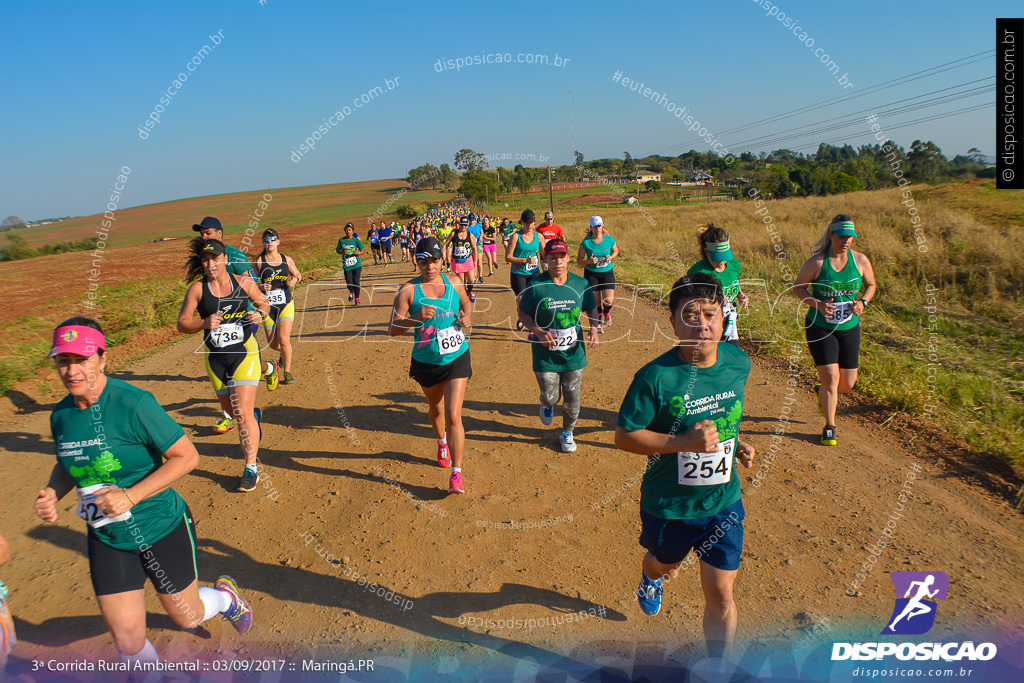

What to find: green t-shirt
left=225, top=244, right=256, bottom=311
left=50, top=377, right=187, bottom=550
left=580, top=234, right=616, bottom=273
left=518, top=272, right=597, bottom=373
left=336, top=237, right=364, bottom=271
left=617, top=344, right=750, bottom=520
left=510, top=230, right=543, bottom=276
left=688, top=258, right=741, bottom=302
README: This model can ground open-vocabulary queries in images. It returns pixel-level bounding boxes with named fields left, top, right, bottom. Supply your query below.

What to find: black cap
left=415, top=237, right=443, bottom=260
left=520, top=209, right=536, bottom=223
left=200, top=239, right=226, bottom=257
left=344, top=222, right=355, bottom=229
left=192, top=216, right=222, bottom=232
left=262, top=228, right=279, bottom=240
left=459, top=217, right=469, bottom=226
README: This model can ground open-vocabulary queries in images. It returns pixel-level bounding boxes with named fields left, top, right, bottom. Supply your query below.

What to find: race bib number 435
left=76, top=484, right=132, bottom=528
left=677, top=438, right=735, bottom=486
left=267, top=289, right=287, bottom=306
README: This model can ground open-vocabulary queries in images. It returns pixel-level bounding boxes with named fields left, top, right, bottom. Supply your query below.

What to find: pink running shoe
left=448, top=471, right=465, bottom=494
left=437, top=442, right=451, bottom=467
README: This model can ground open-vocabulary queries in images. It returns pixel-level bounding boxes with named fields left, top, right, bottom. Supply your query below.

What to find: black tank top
left=257, top=254, right=292, bottom=307
left=197, top=273, right=252, bottom=351
left=451, top=232, right=473, bottom=263
left=482, top=226, right=496, bottom=245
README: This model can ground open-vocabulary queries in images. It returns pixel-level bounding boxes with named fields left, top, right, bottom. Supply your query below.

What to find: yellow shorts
left=205, top=335, right=262, bottom=395
left=263, top=300, right=295, bottom=328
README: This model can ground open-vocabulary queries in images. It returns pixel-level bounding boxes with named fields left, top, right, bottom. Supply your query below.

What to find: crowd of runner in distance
left=11, top=198, right=873, bottom=667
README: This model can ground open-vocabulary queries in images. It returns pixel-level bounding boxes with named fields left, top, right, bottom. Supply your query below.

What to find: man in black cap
left=192, top=217, right=279, bottom=433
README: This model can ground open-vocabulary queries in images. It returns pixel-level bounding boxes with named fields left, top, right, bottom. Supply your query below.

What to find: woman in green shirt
left=577, top=216, right=620, bottom=332
left=793, top=214, right=877, bottom=447
left=335, top=222, right=365, bottom=305
left=35, top=317, right=253, bottom=668
left=687, top=224, right=748, bottom=345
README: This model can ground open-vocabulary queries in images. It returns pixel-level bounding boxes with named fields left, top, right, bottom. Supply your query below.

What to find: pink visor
left=48, top=325, right=106, bottom=358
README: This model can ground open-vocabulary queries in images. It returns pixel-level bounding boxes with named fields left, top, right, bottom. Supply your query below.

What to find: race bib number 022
left=677, top=437, right=735, bottom=486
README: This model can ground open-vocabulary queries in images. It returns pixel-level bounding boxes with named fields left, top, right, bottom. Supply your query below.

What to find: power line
left=641, top=50, right=994, bottom=158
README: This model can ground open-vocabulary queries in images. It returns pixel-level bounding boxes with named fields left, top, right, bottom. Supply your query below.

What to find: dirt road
left=1, top=262, right=1022, bottom=678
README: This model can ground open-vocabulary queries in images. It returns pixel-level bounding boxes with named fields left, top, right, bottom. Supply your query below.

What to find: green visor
left=830, top=221, right=857, bottom=236
left=705, top=240, right=733, bottom=262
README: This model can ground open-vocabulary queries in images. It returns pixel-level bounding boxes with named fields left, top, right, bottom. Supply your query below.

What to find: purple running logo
left=881, top=571, right=949, bottom=635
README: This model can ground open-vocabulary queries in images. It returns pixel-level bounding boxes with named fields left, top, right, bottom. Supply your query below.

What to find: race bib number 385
left=825, top=301, right=854, bottom=324
left=677, top=438, right=735, bottom=486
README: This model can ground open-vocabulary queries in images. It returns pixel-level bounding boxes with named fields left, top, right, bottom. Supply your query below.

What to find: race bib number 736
left=677, top=438, right=736, bottom=486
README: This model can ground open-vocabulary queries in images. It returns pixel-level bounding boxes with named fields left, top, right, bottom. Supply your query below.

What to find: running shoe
left=516, top=320, right=525, bottom=331
left=349, top=292, right=354, bottom=301
left=637, top=571, right=663, bottom=616
left=283, top=371, right=295, bottom=385
left=469, top=292, right=476, bottom=303
left=437, top=442, right=451, bottom=468
left=488, top=270, right=494, bottom=277
left=560, top=430, right=577, bottom=453
left=540, top=405, right=554, bottom=426
left=213, top=416, right=235, bottom=435
left=813, top=382, right=824, bottom=417
left=597, top=321, right=605, bottom=334
left=821, top=425, right=837, bottom=446
left=355, top=298, right=361, bottom=305
left=605, top=312, right=612, bottom=327
left=265, top=361, right=279, bottom=392
left=238, top=466, right=259, bottom=492
left=477, top=277, right=484, bottom=284
left=215, top=575, right=253, bottom=633
left=527, top=332, right=537, bottom=342
left=448, top=471, right=465, bottom=494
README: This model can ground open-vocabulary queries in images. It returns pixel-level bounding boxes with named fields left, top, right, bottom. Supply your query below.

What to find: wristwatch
left=861, top=298, right=870, bottom=307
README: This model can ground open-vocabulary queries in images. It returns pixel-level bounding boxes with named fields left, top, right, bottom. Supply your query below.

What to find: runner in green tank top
left=687, top=223, right=749, bottom=345
left=505, top=209, right=547, bottom=332
left=794, top=214, right=877, bottom=446
left=390, top=237, right=473, bottom=494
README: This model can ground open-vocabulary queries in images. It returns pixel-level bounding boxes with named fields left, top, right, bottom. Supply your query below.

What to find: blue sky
left=0, top=0, right=1016, bottom=220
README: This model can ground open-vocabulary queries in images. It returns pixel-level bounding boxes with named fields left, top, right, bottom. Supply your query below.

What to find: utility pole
left=548, top=166, right=554, bottom=214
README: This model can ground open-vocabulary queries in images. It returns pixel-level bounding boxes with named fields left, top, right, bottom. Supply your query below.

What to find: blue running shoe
left=637, top=571, right=663, bottom=616
left=540, top=405, right=554, bottom=426
left=215, top=575, right=253, bottom=633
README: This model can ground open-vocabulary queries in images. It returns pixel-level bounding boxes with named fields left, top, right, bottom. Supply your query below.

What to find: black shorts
left=381, top=243, right=392, bottom=254
left=371, top=243, right=381, bottom=253
left=409, top=349, right=472, bottom=388
left=805, top=322, right=860, bottom=369
left=89, top=508, right=199, bottom=596
left=584, top=269, right=616, bottom=292
left=510, top=273, right=533, bottom=297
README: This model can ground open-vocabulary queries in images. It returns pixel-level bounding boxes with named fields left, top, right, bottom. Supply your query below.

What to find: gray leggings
left=535, top=369, right=584, bottom=431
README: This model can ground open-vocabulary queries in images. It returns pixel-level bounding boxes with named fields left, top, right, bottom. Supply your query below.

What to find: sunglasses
left=263, top=237, right=278, bottom=243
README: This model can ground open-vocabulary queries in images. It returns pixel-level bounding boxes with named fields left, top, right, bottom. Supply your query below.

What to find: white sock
left=118, top=638, right=159, bottom=666
left=223, top=410, right=232, bottom=419
left=264, top=360, right=275, bottom=376
left=198, top=586, right=232, bottom=622
left=452, top=467, right=462, bottom=473
left=438, top=435, right=447, bottom=445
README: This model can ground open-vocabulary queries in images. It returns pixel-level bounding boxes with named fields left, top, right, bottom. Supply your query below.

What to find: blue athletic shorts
left=639, top=498, right=745, bottom=571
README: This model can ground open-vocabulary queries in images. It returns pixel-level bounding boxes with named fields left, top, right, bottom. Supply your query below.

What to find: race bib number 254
left=677, top=438, right=735, bottom=486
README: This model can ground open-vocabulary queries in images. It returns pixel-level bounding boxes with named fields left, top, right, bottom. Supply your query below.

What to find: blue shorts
left=639, top=499, right=744, bottom=571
